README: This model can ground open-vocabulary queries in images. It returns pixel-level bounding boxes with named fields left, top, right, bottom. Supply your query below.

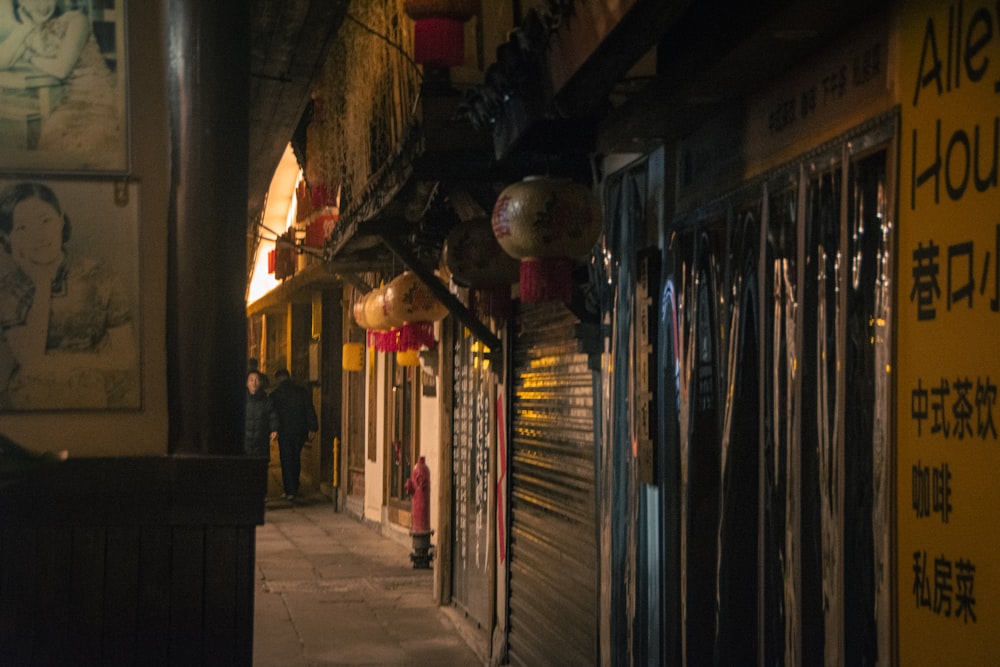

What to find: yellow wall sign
left=898, top=1, right=1000, bottom=662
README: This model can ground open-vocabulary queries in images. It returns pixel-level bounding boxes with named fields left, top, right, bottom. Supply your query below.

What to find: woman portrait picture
left=0, top=179, right=139, bottom=410
left=0, top=0, right=127, bottom=171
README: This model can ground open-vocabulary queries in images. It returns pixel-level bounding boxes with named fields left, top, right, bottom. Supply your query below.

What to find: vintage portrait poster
left=0, top=177, right=140, bottom=411
left=0, top=0, right=128, bottom=173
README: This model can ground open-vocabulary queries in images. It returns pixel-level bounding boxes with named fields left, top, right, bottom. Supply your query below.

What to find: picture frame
left=0, top=0, right=129, bottom=174
left=0, top=176, right=141, bottom=411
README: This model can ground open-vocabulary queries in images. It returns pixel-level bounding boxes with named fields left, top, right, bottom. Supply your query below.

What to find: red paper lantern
left=309, top=182, right=340, bottom=242
left=403, top=0, right=478, bottom=67
left=304, top=217, right=325, bottom=248
left=384, top=271, right=449, bottom=352
left=491, top=176, right=602, bottom=304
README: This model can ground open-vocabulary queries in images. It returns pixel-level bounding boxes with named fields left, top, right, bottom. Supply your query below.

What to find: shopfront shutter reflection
left=506, top=301, right=598, bottom=667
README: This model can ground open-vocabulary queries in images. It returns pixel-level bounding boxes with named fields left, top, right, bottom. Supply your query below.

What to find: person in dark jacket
left=244, top=369, right=277, bottom=458
left=269, top=368, right=317, bottom=499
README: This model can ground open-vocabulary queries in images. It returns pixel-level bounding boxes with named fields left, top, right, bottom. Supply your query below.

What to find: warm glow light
left=247, top=144, right=302, bottom=305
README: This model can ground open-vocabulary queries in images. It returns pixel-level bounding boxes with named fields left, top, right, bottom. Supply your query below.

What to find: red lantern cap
left=413, top=18, right=465, bottom=67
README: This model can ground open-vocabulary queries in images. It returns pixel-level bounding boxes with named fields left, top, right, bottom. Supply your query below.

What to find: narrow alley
left=253, top=495, right=484, bottom=666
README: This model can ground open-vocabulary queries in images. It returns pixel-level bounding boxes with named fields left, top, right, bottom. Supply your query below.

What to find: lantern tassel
left=370, top=329, right=400, bottom=353
left=398, top=321, right=436, bottom=352
left=519, top=258, right=574, bottom=304
left=413, top=18, right=465, bottom=67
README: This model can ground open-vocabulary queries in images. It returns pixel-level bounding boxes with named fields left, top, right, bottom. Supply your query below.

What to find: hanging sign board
left=898, top=0, right=1000, bottom=662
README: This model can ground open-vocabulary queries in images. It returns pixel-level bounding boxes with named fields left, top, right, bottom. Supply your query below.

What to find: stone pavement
left=253, top=493, right=484, bottom=666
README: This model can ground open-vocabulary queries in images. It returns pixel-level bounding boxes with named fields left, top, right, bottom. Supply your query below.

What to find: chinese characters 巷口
left=910, top=225, right=1000, bottom=321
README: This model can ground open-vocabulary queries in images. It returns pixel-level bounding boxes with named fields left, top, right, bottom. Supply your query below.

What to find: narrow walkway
left=253, top=494, right=483, bottom=666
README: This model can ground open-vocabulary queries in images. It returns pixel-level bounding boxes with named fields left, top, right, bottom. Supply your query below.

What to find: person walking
left=244, top=368, right=276, bottom=459
left=269, top=368, right=317, bottom=500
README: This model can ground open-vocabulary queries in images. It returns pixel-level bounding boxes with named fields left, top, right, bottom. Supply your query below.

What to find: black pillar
left=166, top=0, right=249, bottom=454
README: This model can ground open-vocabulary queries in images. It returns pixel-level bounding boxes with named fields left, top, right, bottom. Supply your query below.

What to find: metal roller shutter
left=507, top=301, right=598, bottom=667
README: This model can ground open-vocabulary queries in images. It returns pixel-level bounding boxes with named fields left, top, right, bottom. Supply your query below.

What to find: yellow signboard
left=898, top=1, right=1000, bottom=662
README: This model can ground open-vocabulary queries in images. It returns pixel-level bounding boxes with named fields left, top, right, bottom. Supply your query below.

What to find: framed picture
left=0, top=0, right=129, bottom=173
left=0, top=177, right=140, bottom=411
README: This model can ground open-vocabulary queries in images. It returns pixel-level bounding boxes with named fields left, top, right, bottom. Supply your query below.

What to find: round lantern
left=384, top=271, right=449, bottom=352
left=364, top=285, right=404, bottom=352
left=343, top=342, right=365, bottom=371
left=397, top=349, right=420, bottom=367
left=491, top=176, right=602, bottom=304
left=403, top=0, right=478, bottom=67
left=444, top=217, right=519, bottom=288
left=444, top=217, right=517, bottom=324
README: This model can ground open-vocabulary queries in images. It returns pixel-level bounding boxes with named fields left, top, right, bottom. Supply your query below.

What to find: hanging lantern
left=444, top=217, right=517, bottom=323
left=364, top=286, right=404, bottom=352
left=310, top=182, right=340, bottom=242
left=403, top=0, right=478, bottom=67
left=273, top=231, right=296, bottom=280
left=352, top=292, right=373, bottom=330
left=491, top=175, right=602, bottom=304
left=304, top=215, right=326, bottom=248
left=397, top=349, right=420, bottom=367
left=343, top=342, right=365, bottom=371
left=384, top=271, right=449, bottom=352
left=444, top=217, right=519, bottom=288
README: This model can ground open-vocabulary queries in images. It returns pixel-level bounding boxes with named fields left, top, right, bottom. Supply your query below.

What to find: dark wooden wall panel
left=0, top=528, right=37, bottom=664
left=204, top=527, right=239, bottom=665
left=0, top=456, right=266, bottom=666
left=171, top=528, right=206, bottom=665
left=138, top=526, right=172, bottom=665
left=34, top=527, right=73, bottom=665
left=235, top=527, right=255, bottom=666
left=71, top=527, right=106, bottom=665
left=104, top=526, right=140, bottom=665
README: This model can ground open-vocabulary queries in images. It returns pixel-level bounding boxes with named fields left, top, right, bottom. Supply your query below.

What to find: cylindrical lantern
left=403, top=0, right=478, bottom=67
left=309, top=181, right=340, bottom=242
left=491, top=176, right=602, bottom=304
left=343, top=342, right=365, bottom=371
left=385, top=271, right=449, bottom=352
left=397, top=349, right=420, bottom=367
left=353, top=292, right=373, bottom=330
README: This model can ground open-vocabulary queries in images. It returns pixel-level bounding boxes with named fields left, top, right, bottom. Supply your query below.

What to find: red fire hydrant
left=404, top=456, right=434, bottom=568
